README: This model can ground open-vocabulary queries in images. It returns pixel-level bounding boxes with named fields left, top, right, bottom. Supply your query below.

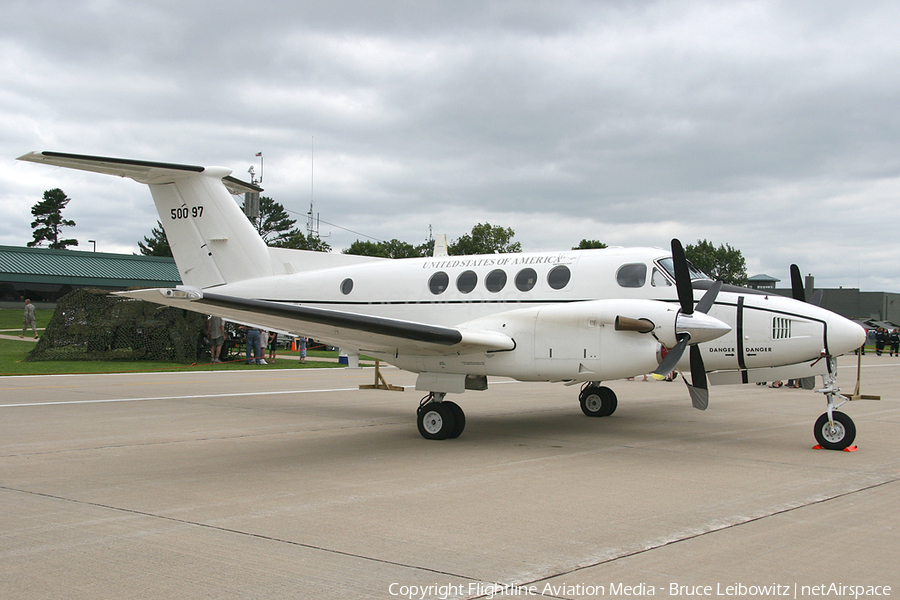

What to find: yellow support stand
left=359, top=360, right=404, bottom=392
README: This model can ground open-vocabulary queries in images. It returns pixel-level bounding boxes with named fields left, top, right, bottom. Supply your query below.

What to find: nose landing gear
left=813, top=359, right=856, bottom=450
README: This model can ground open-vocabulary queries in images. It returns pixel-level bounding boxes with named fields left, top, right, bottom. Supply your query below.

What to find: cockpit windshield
left=657, top=257, right=713, bottom=282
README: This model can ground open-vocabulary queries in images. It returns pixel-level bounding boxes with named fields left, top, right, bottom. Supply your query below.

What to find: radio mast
left=307, top=137, right=318, bottom=238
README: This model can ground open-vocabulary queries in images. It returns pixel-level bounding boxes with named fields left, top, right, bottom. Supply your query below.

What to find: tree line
left=27, top=188, right=748, bottom=285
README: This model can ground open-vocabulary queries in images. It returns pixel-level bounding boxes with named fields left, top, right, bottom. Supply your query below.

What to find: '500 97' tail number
left=171, top=206, right=203, bottom=219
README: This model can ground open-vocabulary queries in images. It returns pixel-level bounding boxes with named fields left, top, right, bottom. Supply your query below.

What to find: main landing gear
left=417, top=393, right=466, bottom=440
left=579, top=384, right=617, bottom=417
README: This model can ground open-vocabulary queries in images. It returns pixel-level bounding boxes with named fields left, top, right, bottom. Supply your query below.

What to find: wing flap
left=116, top=288, right=514, bottom=356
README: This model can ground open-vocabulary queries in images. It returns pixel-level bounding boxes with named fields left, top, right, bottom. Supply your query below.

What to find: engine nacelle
left=453, top=299, right=685, bottom=382
left=400, top=299, right=730, bottom=384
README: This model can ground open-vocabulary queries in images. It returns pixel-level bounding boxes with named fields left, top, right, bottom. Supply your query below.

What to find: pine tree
left=138, top=221, right=173, bottom=257
left=28, top=188, right=78, bottom=249
left=243, top=196, right=298, bottom=245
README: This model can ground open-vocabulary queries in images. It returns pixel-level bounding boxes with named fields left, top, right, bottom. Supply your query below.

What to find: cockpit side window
left=657, top=257, right=712, bottom=282
left=651, top=267, right=672, bottom=287
left=616, top=263, right=647, bottom=288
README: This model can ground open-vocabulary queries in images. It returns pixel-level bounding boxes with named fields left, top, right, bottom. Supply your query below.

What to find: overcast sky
left=2, top=0, right=899, bottom=291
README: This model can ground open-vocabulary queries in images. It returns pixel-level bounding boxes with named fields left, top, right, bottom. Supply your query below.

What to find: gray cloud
left=2, top=0, right=899, bottom=290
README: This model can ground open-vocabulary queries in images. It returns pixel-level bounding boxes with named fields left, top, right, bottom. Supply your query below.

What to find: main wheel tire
left=417, top=402, right=457, bottom=440
left=442, top=401, right=466, bottom=439
left=580, top=386, right=617, bottom=417
left=813, top=411, right=856, bottom=450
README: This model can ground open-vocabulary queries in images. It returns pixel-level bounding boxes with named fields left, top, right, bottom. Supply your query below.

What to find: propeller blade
left=671, top=239, right=694, bottom=314
left=790, top=264, right=805, bottom=302
left=809, top=289, right=823, bottom=306
left=686, top=344, right=709, bottom=409
left=693, top=280, right=722, bottom=314
left=689, top=344, right=707, bottom=391
left=686, top=382, right=709, bottom=410
left=653, top=333, right=689, bottom=378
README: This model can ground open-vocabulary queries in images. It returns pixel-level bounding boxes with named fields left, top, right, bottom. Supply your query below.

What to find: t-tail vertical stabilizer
left=17, top=151, right=272, bottom=288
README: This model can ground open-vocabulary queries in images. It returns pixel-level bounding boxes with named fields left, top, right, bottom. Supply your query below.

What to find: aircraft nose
left=827, top=314, right=867, bottom=356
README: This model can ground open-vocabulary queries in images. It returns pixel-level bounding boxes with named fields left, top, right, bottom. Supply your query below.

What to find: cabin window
left=616, top=263, right=647, bottom=288
left=651, top=267, right=671, bottom=287
left=547, top=265, right=571, bottom=290
left=429, top=271, right=449, bottom=295
left=340, top=278, right=353, bottom=295
left=485, top=269, right=507, bottom=293
left=457, top=270, right=478, bottom=294
left=515, top=268, right=537, bottom=292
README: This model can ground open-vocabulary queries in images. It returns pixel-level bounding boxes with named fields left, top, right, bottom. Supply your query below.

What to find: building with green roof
left=0, top=245, right=181, bottom=303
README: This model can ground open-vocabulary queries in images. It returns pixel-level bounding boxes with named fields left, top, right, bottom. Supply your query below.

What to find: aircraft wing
left=117, top=288, right=515, bottom=356
left=17, top=151, right=263, bottom=194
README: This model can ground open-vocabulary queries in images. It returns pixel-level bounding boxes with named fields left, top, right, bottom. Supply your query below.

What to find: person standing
left=207, top=315, right=225, bottom=363
left=267, top=331, right=278, bottom=362
left=297, top=336, right=307, bottom=363
left=890, top=328, right=900, bottom=357
left=241, top=326, right=264, bottom=365
left=875, top=327, right=887, bottom=356
left=21, top=299, right=38, bottom=339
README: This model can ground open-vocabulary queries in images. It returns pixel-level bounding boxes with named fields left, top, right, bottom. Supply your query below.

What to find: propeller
left=790, top=264, right=822, bottom=389
left=790, top=264, right=823, bottom=306
left=652, top=239, right=725, bottom=410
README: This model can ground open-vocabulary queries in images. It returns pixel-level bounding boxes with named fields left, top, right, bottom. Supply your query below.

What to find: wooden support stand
left=359, top=360, right=404, bottom=392
left=849, top=351, right=881, bottom=401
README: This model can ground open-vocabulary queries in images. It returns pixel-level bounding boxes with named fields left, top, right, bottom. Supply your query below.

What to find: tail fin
left=18, top=151, right=271, bottom=288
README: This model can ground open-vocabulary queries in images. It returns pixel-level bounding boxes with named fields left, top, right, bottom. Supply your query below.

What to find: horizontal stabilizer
left=17, top=151, right=262, bottom=193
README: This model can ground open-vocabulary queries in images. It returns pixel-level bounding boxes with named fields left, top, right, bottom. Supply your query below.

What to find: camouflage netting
left=27, top=288, right=207, bottom=362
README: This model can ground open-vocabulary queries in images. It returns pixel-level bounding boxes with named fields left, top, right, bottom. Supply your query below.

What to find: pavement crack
left=516, top=478, right=900, bottom=589
left=0, top=484, right=481, bottom=586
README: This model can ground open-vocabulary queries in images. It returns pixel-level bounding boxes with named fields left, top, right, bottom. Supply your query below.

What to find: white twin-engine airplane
left=19, top=151, right=869, bottom=449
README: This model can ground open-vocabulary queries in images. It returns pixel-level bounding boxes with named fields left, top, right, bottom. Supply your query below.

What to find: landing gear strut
left=417, top=393, right=466, bottom=440
left=579, top=384, right=617, bottom=417
left=813, top=358, right=856, bottom=450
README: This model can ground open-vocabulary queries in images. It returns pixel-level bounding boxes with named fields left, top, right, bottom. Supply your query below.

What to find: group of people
left=873, top=327, right=900, bottom=357
left=206, top=315, right=307, bottom=365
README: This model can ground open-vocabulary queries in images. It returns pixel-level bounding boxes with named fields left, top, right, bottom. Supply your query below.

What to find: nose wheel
left=814, top=411, right=856, bottom=450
